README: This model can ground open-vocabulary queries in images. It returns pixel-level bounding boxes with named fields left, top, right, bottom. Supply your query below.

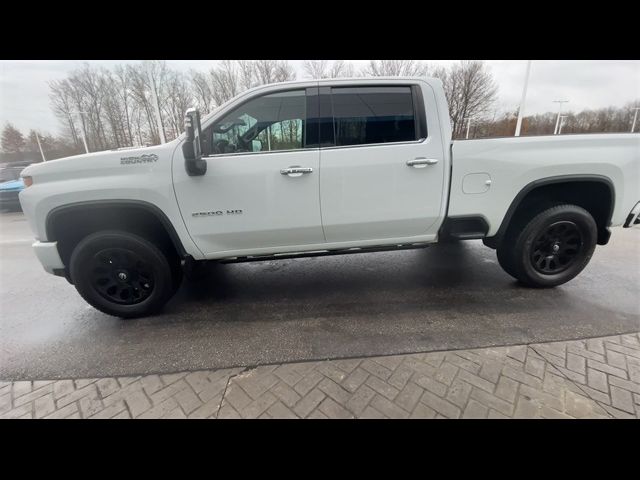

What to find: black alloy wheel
left=530, top=221, right=583, bottom=275
left=70, top=230, right=178, bottom=318
left=496, top=204, right=597, bottom=288
left=90, top=248, right=155, bottom=305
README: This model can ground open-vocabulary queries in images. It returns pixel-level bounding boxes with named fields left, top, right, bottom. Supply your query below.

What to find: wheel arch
left=484, top=174, right=615, bottom=248
left=46, top=200, right=188, bottom=270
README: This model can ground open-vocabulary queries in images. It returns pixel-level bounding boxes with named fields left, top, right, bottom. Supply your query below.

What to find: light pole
left=35, top=132, right=46, bottom=162
left=553, top=100, right=569, bottom=135
left=464, top=117, right=472, bottom=139
left=515, top=60, right=532, bottom=137
left=70, top=111, right=90, bottom=153
left=558, top=115, right=568, bottom=134
left=631, top=107, right=640, bottom=133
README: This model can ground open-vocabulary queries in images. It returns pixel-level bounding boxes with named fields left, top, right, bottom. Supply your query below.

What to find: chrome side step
left=218, top=243, right=431, bottom=264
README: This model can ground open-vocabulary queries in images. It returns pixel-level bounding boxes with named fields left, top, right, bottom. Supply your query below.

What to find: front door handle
left=281, top=166, right=313, bottom=177
left=407, top=158, right=439, bottom=168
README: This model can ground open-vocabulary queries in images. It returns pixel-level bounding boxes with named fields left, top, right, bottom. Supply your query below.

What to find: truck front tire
left=496, top=204, right=597, bottom=288
left=69, top=230, right=178, bottom=318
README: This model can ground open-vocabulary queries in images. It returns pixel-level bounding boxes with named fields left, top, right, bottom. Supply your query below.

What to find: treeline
left=1, top=60, right=637, bottom=163
left=0, top=125, right=73, bottom=163
left=469, top=102, right=640, bottom=139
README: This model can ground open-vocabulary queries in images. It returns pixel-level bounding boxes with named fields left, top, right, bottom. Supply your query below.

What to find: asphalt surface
left=1, top=211, right=639, bottom=381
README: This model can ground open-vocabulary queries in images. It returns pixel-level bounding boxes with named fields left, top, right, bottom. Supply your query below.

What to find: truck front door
left=172, top=88, right=325, bottom=256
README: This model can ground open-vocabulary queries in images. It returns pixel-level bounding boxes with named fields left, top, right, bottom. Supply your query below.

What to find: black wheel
left=496, top=204, right=597, bottom=288
left=69, top=231, right=177, bottom=318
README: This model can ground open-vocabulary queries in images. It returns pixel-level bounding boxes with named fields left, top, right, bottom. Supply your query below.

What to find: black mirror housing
left=183, top=108, right=207, bottom=176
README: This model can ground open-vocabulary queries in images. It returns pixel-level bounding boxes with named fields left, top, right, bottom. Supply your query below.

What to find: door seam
left=318, top=147, right=327, bottom=242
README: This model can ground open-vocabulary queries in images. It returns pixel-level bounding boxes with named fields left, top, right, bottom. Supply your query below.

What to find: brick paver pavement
left=2, top=333, right=639, bottom=419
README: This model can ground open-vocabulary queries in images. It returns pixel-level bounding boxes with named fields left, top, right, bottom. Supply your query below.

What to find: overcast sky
left=1, top=60, right=638, bottom=135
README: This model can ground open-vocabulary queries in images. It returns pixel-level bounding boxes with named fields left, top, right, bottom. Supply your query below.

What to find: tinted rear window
left=331, top=86, right=416, bottom=146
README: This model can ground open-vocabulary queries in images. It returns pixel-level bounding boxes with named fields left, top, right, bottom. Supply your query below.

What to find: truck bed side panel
left=448, top=134, right=640, bottom=236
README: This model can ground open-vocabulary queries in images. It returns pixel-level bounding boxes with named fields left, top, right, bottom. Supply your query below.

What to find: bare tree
left=127, top=63, right=164, bottom=144
left=237, top=60, right=258, bottom=90
left=114, top=65, right=134, bottom=146
left=70, top=63, right=111, bottom=150
left=53, top=74, right=93, bottom=150
left=273, top=61, right=296, bottom=83
left=434, top=61, right=498, bottom=138
left=162, top=71, right=193, bottom=139
left=49, top=78, right=80, bottom=147
left=209, top=60, right=241, bottom=106
left=143, top=60, right=171, bottom=143
left=206, top=60, right=296, bottom=107
left=361, top=60, right=429, bottom=77
left=131, top=105, right=146, bottom=146
left=102, top=70, right=129, bottom=148
left=303, top=60, right=329, bottom=79
left=328, top=60, right=355, bottom=78
left=254, top=60, right=296, bottom=84
left=190, top=70, right=214, bottom=114
left=304, top=60, right=355, bottom=79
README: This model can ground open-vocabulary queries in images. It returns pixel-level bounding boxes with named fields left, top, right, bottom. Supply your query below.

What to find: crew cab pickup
left=19, top=77, right=640, bottom=318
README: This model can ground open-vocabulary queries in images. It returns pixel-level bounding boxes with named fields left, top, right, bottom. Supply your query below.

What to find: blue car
left=0, top=166, right=26, bottom=211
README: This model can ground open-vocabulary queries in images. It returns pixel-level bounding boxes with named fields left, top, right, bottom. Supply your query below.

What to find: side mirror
left=183, top=108, right=207, bottom=176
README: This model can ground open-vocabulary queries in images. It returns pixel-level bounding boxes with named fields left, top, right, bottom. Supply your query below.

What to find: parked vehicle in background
left=18, top=77, right=640, bottom=318
left=0, top=165, right=27, bottom=211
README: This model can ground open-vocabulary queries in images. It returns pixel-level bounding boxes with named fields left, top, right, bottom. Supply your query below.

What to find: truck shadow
left=177, top=241, right=527, bottom=300
left=164, top=240, right=633, bottom=330
left=177, top=241, right=489, bottom=301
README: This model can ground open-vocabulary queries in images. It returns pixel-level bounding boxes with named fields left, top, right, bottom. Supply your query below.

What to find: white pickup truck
left=19, top=77, right=640, bottom=318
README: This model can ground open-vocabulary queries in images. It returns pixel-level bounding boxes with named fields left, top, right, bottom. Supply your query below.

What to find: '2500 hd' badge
left=192, top=209, right=243, bottom=217
left=120, top=153, right=158, bottom=165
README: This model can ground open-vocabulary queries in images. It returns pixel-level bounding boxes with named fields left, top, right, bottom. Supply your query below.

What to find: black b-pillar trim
left=318, top=87, right=335, bottom=147
left=305, top=87, right=320, bottom=148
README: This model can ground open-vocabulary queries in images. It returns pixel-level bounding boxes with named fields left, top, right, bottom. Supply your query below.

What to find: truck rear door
left=319, top=82, right=446, bottom=243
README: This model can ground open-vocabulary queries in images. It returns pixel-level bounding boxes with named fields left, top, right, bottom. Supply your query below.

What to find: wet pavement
left=1, top=211, right=638, bottom=380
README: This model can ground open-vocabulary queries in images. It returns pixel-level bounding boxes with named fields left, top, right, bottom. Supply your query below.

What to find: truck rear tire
left=496, top=204, right=597, bottom=288
left=69, top=230, right=177, bottom=318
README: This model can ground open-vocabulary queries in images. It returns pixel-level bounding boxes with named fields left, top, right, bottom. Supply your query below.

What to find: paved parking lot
left=2, top=333, right=639, bottom=419
left=1, top=211, right=639, bottom=407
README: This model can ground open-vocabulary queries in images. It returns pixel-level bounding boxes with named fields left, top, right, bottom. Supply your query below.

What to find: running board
left=217, top=242, right=432, bottom=264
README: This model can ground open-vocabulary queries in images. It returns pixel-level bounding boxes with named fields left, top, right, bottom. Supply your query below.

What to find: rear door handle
left=280, top=166, right=313, bottom=177
left=407, top=158, right=439, bottom=168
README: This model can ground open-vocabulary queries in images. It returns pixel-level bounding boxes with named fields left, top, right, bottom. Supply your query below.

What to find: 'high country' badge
left=120, top=154, right=159, bottom=165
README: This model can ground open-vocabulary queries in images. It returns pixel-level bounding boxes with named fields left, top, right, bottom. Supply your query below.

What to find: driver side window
left=208, top=90, right=306, bottom=155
